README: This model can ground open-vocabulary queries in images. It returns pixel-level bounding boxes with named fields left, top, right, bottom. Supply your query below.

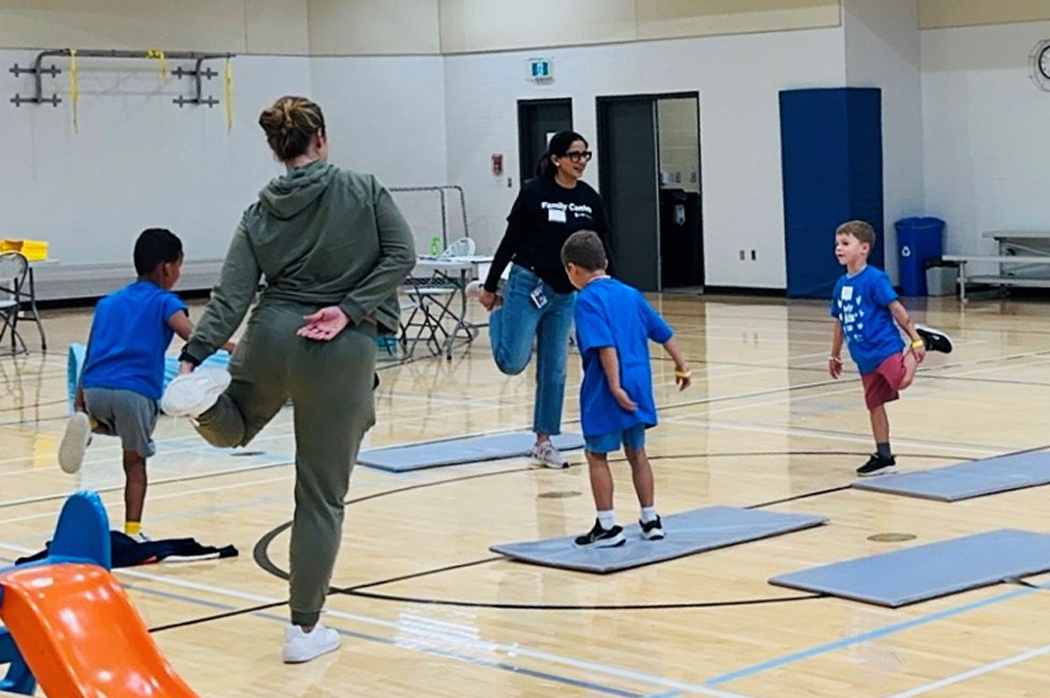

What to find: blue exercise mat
left=67, top=342, right=230, bottom=414
left=770, top=529, right=1050, bottom=607
left=358, top=431, right=585, bottom=472
left=852, top=450, right=1050, bottom=502
left=490, top=506, right=827, bottom=574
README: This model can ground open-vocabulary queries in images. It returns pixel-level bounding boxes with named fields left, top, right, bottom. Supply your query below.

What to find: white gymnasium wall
left=0, top=0, right=310, bottom=54
left=307, top=0, right=441, bottom=55
left=309, top=55, right=449, bottom=254
left=1, top=51, right=312, bottom=299
left=439, top=0, right=840, bottom=54
left=921, top=21, right=1050, bottom=267
left=843, top=0, right=923, bottom=282
left=443, top=28, right=846, bottom=289
left=919, top=0, right=1050, bottom=30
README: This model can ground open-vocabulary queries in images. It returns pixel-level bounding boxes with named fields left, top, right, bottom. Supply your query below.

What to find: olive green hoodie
left=183, top=161, right=415, bottom=364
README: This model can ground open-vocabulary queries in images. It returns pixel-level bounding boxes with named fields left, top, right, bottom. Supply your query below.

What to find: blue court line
left=124, top=581, right=643, bottom=697
left=705, top=585, right=1038, bottom=686
left=643, top=692, right=682, bottom=698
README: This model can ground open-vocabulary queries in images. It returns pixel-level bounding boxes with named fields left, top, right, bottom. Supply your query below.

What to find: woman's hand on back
left=478, top=289, right=502, bottom=311
left=298, top=306, right=350, bottom=341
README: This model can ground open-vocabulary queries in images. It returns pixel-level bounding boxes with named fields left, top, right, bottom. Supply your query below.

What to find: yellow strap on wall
left=224, top=57, right=234, bottom=132
left=69, top=48, right=79, bottom=133
left=145, top=49, right=169, bottom=80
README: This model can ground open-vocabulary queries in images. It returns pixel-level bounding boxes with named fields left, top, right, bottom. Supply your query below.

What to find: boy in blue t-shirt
left=829, top=220, right=953, bottom=477
left=58, top=228, right=233, bottom=540
left=560, top=231, right=691, bottom=548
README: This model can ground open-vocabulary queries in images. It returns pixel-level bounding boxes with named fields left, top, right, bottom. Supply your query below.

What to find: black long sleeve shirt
left=484, top=177, right=613, bottom=295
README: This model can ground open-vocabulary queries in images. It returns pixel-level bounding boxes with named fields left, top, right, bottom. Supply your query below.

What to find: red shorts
left=862, top=352, right=906, bottom=410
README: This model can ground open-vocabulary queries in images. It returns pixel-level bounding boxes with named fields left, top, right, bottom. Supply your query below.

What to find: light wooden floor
left=2, top=292, right=1050, bottom=697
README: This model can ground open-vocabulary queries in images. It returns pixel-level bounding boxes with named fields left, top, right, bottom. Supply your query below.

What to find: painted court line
left=882, top=641, right=1050, bottom=698
left=704, top=586, right=1038, bottom=686
left=114, top=579, right=645, bottom=698
left=0, top=545, right=757, bottom=698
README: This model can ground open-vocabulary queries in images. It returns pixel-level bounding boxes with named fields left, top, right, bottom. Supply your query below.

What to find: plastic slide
left=0, top=561, right=201, bottom=698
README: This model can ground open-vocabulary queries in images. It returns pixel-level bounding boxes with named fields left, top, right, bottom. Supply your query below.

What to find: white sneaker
left=129, top=531, right=152, bottom=544
left=161, top=368, right=231, bottom=418
left=58, top=412, right=92, bottom=474
left=465, top=280, right=484, bottom=300
left=530, top=441, right=568, bottom=469
left=282, top=623, right=341, bottom=664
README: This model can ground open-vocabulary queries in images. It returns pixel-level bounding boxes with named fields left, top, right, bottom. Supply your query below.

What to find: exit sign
left=527, top=58, right=553, bottom=82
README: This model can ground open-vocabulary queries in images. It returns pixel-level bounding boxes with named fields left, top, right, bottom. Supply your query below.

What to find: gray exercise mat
left=490, top=506, right=827, bottom=574
left=358, top=431, right=585, bottom=472
left=852, top=450, right=1050, bottom=502
left=770, top=529, right=1050, bottom=607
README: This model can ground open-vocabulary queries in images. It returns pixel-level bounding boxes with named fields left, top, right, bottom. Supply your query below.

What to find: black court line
left=0, top=397, right=67, bottom=414
left=337, top=588, right=827, bottom=611
left=150, top=600, right=289, bottom=633
left=251, top=450, right=932, bottom=613
left=611, top=451, right=966, bottom=465
left=0, top=458, right=295, bottom=511
left=253, top=467, right=536, bottom=581
left=924, top=375, right=1050, bottom=388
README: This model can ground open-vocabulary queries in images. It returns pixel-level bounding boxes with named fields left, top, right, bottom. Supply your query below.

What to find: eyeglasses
left=560, top=151, right=593, bottom=163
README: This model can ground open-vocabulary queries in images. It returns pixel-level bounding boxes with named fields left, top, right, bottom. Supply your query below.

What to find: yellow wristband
left=910, top=338, right=924, bottom=349
left=674, top=369, right=691, bottom=379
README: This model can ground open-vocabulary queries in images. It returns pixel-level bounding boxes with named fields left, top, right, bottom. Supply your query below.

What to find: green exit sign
left=527, top=58, right=553, bottom=82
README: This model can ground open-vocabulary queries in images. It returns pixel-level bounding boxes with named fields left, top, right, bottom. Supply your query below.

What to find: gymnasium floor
left=2, top=292, right=1050, bottom=697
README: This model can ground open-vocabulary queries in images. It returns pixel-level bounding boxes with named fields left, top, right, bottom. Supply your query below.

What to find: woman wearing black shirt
left=472, top=131, right=612, bottom=468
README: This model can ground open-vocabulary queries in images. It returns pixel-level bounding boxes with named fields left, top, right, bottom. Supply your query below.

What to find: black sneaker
left=856, top=453, right=898, bottom=477
left=916, top=324, right=953, bottom=354
left=639, top=516, right=665, bottom=541
left=573, top=520, right=626, bottom=548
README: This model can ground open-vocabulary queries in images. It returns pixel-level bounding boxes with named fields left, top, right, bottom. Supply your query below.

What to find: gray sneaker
left=161, top=368, right=231, bottom=418
left=58, top=412, right=91, bottom=474
left=530, top=441, right=568, bottom=469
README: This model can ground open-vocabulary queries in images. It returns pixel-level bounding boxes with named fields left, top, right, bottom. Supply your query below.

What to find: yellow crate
left=0, top=240, right=48, bottom=261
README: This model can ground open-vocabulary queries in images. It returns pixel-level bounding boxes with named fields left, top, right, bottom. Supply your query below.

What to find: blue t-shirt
left=830, top=266, right=904, bottom=375
left=574, top=277, right=673, bottom=437
left=80, top=280, right=188, bottom=400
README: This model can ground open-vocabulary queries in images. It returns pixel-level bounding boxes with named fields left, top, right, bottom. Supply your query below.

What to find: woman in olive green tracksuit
left=175, top=97, right=415, bottom=661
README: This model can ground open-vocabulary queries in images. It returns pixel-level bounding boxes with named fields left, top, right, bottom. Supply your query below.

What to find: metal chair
left=438, top=237, right=476, bottom=259
left=0, top=253, right=29, bottom=355
left=402, top=238, right=478, bottom=357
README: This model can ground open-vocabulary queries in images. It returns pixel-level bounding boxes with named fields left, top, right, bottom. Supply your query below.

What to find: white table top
left=414, top=255, right=494, bottom=272
left=982, top=230, right=1050, bottom=240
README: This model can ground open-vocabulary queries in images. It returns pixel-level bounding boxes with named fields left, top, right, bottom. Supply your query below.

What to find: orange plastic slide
left=0, top=562, right=201, bottom=698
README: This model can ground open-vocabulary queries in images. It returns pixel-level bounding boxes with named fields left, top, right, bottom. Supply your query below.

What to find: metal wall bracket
left=10, top=93, right=60, bottom=107
left=9, top=49, right=231, bottom=109
left=173, top=95, right=219, bottom=108
left=10, top=63, right=60, bottom=78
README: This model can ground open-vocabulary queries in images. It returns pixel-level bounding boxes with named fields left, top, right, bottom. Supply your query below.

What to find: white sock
left=640, top=506, right=658, bottom=523
left=597, top=510, right=616, bottom=530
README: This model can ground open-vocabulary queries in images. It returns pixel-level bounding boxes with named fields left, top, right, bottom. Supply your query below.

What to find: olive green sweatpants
left=193, top=301, right=377, bottom=627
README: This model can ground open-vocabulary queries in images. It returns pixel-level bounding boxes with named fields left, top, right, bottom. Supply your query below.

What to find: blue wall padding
left=780, top=88, right=884, bottom=299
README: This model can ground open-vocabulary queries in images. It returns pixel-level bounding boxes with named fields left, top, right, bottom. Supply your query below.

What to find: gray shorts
left=83, top=388, right=160, bottom=458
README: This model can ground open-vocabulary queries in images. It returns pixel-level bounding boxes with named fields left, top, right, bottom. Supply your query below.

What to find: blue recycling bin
left=895, top=217, right=944, bottom=296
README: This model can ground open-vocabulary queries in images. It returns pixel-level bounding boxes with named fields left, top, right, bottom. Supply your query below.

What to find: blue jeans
left=489, top=264, right=575, bottom=436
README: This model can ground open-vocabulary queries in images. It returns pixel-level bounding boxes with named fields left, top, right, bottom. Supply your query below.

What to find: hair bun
left=259, top=107, right=283, bottom=136
left=258, top=96, right=326, bottom=162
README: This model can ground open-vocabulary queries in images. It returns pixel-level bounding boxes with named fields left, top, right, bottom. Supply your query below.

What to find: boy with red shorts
left=828, top=220, right=953, bottom=476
